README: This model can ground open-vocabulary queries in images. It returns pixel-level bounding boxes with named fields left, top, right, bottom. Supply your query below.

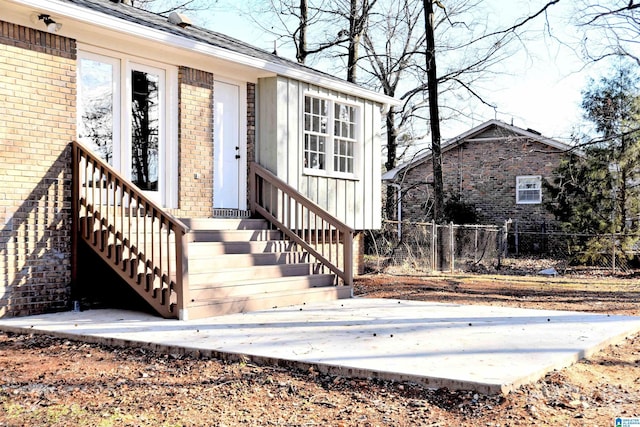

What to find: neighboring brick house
left=382, top=120, right=573, bottom=230
left=1, top=0, right=398, bottom=318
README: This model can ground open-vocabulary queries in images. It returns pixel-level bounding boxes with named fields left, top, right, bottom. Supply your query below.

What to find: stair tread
left=188, top=263, right=322, bottom=285
left=188, top=285, right=352, bottom=308
left=189, top=229, right=282, bottom=243
left=182, top=218, right=271, bottom=231
left=189, top=240, right=294, bottom=247
left=189, top=274, right=337, bottom=302
left=190, top=273, right=335, bottom=290
left=188, top=250, right=302, bottom=260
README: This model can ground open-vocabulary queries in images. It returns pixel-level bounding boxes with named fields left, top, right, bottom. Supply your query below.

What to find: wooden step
left=188, top=263, right=322, bottom=286
left=188, top=240, right=298, bottom=256
left=190, top=229, right=282, bottom=242
left=82, top=210, right=347, bottom=319
left=189, top=274, right=336, bottom=301
left=188, top=252, right=310, bottom=273
left=186, top=286, right=353, bottom=319
left=181, top=218, right=270, bottom=230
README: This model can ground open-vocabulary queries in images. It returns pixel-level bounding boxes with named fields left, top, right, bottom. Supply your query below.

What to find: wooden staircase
left=182, top=217, right=351, bottom=319
left=71, top=141, right=354, bottom=320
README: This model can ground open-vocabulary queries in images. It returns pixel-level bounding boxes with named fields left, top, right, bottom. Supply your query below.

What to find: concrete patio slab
left=1, top=298, right=639, bottom=394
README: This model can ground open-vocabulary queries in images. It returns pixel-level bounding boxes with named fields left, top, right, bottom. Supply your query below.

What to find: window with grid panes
left=304, top=94, right=358, bottom=176
left=516, top=175, right=542, bottom=204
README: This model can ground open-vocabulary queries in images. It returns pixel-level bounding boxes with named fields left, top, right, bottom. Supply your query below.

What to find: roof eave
left=12, top=0, right=400, bottom=106
left=382, top=119, right=576, bottom=180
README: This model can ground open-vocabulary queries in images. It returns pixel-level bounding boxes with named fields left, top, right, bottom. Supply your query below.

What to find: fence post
left=611, top=233, right=616, bottom=274
left=474, top=225, right=479, bottom=264
left=498, top=219, right=510, bottom=267
left=431, top=222, right=437, bottom=272
left=450, top=222, right=455, bottom=272
left=514, top=219, right=519, bottom=256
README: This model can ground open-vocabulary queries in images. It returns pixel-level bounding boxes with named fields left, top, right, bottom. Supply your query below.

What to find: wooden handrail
left=71, top=141, right=190, bottom=319
left=249, top=162, right=354, bottom=287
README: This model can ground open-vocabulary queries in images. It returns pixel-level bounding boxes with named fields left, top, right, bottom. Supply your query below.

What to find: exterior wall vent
left=168, top=12, right=192, bottom=28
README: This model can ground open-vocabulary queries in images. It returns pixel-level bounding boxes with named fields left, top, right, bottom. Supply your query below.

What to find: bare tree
left=419, top=0, right=561, bottom=221
left=424, top=0, right=444, bottom=221
left=207, top=0, right=564, bottom=220
left=359, top=0, right=560, bottom=219
left=243, top=0, right=375, bottom=81
left=345, top=0, right=377, bottom=82
left=259, top=0, right=340, bottom=63
left=574, top=1, right=640, bottom=66
left=131, top=0, right=213, bottom=15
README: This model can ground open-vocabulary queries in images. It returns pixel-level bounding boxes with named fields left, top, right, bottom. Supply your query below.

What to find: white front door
left=213, top=79, right=247, bottom=210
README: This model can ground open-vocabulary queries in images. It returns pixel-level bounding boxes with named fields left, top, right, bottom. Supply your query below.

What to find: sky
left=186, top=0, right=633, bottom=145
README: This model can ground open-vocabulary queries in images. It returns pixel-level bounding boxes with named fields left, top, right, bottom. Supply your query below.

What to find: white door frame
left=77, top=46, right=178, bottom=209
left=213, top=77, right=247, bottom=211
left=125, top=61, right=166, bottom=205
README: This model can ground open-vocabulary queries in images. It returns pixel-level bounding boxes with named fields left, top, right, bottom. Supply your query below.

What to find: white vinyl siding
left=516, top=175, right=542, bottom=204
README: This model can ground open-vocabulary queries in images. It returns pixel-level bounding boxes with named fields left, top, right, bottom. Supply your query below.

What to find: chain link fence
left=365, top=220, right=640, bottom=277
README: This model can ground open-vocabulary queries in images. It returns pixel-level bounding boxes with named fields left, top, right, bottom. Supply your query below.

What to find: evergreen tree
left=545, top=62, right=640, bottom=264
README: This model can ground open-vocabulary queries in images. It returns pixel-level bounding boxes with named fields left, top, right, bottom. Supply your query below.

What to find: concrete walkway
left=2, top=298, right=640, bottom=394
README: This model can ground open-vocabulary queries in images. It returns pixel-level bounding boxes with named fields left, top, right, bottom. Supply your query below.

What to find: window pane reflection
left=131, top=70, right=159, bottom=191
left=78, top=58, right=114, bottom=164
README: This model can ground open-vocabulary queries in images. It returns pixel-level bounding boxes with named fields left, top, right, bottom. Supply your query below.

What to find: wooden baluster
left=90, top=159, right=96, bottom=245
left=158, top=213, right=164, bottom=301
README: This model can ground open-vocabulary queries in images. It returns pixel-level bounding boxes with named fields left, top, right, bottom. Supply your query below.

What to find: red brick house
left=382, top=120, right=573, bottom=229
left=1, top=0, right=398, bottom=319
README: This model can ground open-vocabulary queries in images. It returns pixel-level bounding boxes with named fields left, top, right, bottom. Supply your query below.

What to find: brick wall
left=172, top=67, right=214, bottom=218
left=246, top=82, right=256, bottom=205
left=353, top=232, right=364, bottom=276
left=172, top=75, right=255, bottom=217
left=396, top=128, right=567, bottom=230
left=0, top=21, right=76, bottom=317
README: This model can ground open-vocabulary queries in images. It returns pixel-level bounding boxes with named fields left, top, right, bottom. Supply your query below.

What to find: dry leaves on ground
left=1, top=273, right=639, bottom=426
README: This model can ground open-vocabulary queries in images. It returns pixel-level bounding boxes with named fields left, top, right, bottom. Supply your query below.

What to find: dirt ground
left=1, top=273, right=640, bottom=426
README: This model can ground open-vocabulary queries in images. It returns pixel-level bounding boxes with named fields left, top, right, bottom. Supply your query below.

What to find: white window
left=516, top=175, right=542, bottom=204
left=77, top=49, right=178, bottom=207
left=303, top=94, right=359, bottom=177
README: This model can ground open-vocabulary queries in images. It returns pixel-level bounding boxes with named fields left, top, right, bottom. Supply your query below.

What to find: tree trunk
left=347, top=33, right=360, bottom=83
left=424, top=0, right=444, bottom=223
left=385, top=109, right=397, bottom=219
left=296, top=0, right=308, bottom=63
left=347, top=0, right=365, bottom=83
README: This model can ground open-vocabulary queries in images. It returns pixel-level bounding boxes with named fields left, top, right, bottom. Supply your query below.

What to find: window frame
left=516, top=175, right=542, bottom=204
left=77, top=46, right=179, bottom=208
left=302, top=92, right=361, bottom=180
